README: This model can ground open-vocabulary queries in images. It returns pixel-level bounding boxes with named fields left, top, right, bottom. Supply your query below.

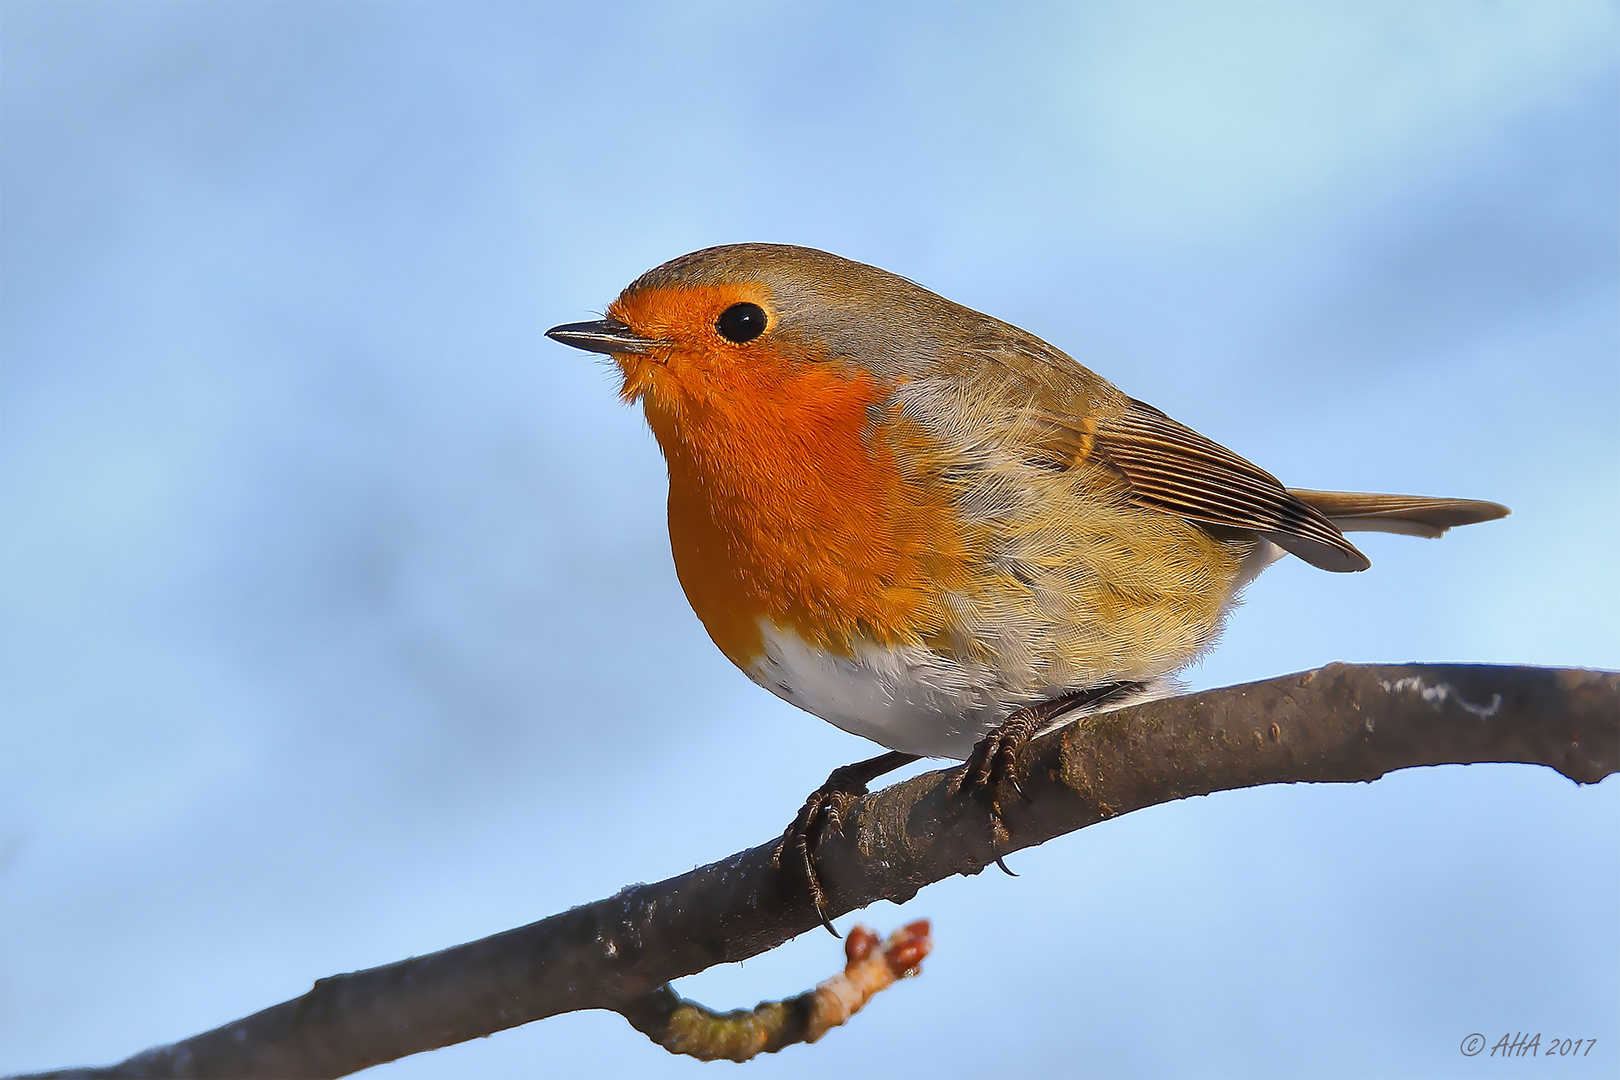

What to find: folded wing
left=1089, top=399, right=1372, bottom=572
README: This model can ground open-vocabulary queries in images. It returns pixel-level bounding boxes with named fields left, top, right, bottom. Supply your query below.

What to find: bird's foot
left=950, top=684, right=1143, bottom=874
left=773, top=750, right=919, bottom=937
left=951, top=710, right=1043, bottom=875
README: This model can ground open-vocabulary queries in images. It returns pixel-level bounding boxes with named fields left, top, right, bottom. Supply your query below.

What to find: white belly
left=746, top=621, right=1166, bottom=760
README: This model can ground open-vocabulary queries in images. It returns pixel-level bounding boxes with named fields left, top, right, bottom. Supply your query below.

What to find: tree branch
left=23, top=663, right=1618, bottom=1080
left=618, top=920, right=932, bottom=1061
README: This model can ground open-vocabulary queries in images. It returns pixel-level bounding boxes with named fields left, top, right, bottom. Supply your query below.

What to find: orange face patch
left=608, top=283, right=778, bottom=409
left=608, top=284, right=973, bottom=668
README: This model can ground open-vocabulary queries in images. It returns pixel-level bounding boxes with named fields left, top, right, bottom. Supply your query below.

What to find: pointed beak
left=545, top=318, right=662, bottom=356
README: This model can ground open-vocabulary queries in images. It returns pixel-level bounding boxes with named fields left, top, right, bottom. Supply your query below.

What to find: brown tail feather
left=1288, top=489, right=1510, bottom=539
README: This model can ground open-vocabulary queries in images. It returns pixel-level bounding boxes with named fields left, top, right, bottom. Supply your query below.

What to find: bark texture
left=21, top=663, right=1617, bottom=1080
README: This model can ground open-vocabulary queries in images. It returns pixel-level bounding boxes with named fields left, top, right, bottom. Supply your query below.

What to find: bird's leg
left=774, top=750, right=920, bottom=936
left=953, top=683, right=1145, bottom=874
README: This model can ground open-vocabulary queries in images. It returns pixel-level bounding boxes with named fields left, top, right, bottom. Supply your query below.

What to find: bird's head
left=546, top=243, right=983, bottom=416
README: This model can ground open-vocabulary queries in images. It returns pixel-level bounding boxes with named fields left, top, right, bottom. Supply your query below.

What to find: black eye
left=716, top=302, right=767, bottom=343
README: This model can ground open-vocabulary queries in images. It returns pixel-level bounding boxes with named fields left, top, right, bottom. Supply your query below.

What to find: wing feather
left=1089, top=399, right=1371, bottom=572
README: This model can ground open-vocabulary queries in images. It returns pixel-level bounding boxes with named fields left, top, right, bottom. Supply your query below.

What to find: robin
left=547, top=243, right=1507, bottom=929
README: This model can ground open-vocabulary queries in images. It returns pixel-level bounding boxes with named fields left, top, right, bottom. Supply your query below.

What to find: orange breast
left=641, top=359, right=972, bottom=671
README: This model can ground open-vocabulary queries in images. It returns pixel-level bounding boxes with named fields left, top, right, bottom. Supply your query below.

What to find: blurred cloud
left=1053, top=1, right=1617, bottom=236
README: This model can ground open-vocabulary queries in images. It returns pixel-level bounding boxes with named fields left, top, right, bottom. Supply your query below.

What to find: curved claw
left=799, top=839, right=841, bottom=937
left=781, top=806, right=842, bottom=937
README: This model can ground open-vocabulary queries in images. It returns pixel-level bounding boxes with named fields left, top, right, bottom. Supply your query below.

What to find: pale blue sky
left=3, top=4, right=1616, bottom=1077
